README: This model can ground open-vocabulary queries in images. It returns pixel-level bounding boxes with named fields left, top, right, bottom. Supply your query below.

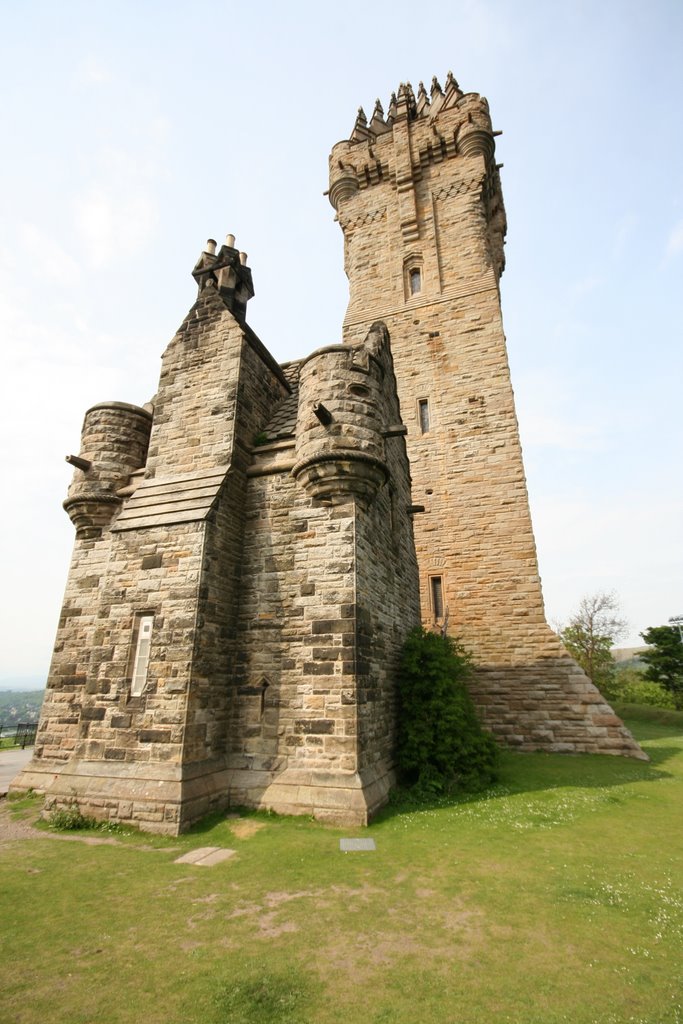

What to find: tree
left=640, top=625, right=683, bottom=707
left=559, top=592, right=627, bottom=690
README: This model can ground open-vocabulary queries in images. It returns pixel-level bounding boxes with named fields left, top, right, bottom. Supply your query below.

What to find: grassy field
left=1, top=713, right=682, bottom=1024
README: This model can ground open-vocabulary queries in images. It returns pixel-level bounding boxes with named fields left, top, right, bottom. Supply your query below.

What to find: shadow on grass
left=184, top=806, right=284, bottom=838
left=373, top=722, right=682, bottom=825
left=203, top=962, right=318, bottom=1024
left=183, top=714, right=682, bottom=836
left=615, top=703, right=683, bottom=734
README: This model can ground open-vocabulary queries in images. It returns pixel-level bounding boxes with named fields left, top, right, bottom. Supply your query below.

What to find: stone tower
left=329, top=76, right=643, bottom=757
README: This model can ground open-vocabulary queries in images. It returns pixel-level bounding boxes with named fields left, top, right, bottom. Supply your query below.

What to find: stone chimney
left=191, top=233, right=255, bottom=323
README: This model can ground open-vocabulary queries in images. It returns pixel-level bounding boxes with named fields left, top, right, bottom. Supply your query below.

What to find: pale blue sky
left=1, top=0, right=681, bottom=683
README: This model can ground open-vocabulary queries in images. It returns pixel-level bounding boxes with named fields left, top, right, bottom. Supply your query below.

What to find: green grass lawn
left=1, top=713, right=682, bottom=1024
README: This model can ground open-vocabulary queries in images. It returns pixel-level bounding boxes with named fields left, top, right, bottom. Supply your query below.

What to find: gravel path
left=0, top=799, right=48, bottom=842
left=0, top=800, right=125, bottom=846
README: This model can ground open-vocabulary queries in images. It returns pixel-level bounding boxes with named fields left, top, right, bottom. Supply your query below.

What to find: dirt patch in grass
left=257, top=912, right=300, bottom=937
left=229, top=818, right=266, bottom=840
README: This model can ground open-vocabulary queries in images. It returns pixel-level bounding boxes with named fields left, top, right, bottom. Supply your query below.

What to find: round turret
left=63, top=401, right=153, bottom=537
left=328, top=142, right=360, bottom=211
left=292, top=326, right=390, bottom=504
left=456, top=97, right=495, bottom=162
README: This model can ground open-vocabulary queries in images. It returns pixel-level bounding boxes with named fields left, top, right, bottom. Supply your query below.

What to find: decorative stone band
left=291, top=450, right=389, bottom=504
left=431, top=170, right=484, bottom=204
left=337, top=207, right=387, bottom=232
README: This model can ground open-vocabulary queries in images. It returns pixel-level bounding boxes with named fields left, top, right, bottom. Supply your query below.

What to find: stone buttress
left=329, top=76, right=644, bottom=759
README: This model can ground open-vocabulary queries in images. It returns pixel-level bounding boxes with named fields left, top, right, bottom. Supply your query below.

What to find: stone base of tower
left=10, top=757, right=396, bottom=832
left=9, top=756, right=234, bottom=835
left=226, top=763, right=395, bottom=826
left=468, top=659, right=647, bottom=759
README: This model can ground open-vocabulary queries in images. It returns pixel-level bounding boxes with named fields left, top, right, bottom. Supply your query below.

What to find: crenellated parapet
left=329, top=72, right=506, bottom=272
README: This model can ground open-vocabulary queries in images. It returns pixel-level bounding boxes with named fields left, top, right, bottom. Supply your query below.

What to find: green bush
left=617, top=678, right=675, bottom=709
left=602, top=667, right=676, bottom=709
left=396, top=627, right=499, bottom=795
left=47, top=801, right=97, bottom=831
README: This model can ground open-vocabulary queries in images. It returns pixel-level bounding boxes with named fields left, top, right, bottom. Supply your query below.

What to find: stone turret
left=63, top=401, right=152, bottom=538
left=292, top=322, right=391, bottom=504
left=328, top=71, right=505, bottom=276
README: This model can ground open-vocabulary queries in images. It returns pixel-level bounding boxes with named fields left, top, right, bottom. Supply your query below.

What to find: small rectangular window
left=418, top=399, right=430, bottom=433
left=409, top=268, right=422, bottom=295
left=131, top=615, right=154, bottom=697
left=430, top=576, right=444, bottom=620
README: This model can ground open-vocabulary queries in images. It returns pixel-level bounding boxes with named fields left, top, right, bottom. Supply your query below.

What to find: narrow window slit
left=430, top=577, right=444, bottom=621
left=131, top=615, right=154, bottom=697
left=418, top=399, right=430, bottom=433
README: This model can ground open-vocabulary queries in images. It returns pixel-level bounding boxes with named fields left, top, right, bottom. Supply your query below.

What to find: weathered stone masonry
left=13, top=74, right=644, bottom=833
left=15, top=236, right=421, bottom=830
left=330, top=76, right=644, bottom=760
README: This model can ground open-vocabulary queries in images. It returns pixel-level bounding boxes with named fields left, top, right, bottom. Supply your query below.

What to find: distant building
left=612, top=647, right=648, bottom=665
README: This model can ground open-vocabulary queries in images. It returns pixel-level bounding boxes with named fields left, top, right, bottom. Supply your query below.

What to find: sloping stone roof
left=112, top=467, right=228, bottom=531
left=261, top=360, right=301, bottom=441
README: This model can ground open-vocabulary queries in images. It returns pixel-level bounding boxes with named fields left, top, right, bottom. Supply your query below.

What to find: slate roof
left=261, top=360, right=301, bottom=441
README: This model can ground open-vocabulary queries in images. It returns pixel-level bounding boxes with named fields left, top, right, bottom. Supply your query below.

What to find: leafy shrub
left=396, top=627, right=499, bottom=795
left=617, top=678, right=675, bottom=709
left=602, top=667, right=676, bottom=709
left=47, top=801, right=97, bottom=831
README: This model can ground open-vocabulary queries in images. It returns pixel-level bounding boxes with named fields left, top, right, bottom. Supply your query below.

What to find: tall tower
left=329, top=75, right=643, bottom=757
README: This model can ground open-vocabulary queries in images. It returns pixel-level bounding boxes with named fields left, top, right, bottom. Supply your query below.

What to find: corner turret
left=63, top=401, right=152, bottom=538
left=292, top=322, right=391, bottom=504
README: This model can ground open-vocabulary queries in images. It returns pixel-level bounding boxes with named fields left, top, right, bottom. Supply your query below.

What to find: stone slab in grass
left=340, top=838, right=376, bottom=852
left=175, top=846, right=236, bottom=866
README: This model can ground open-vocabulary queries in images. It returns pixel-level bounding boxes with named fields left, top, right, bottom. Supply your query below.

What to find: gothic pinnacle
left=351, top=106, right=371, bottom=142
